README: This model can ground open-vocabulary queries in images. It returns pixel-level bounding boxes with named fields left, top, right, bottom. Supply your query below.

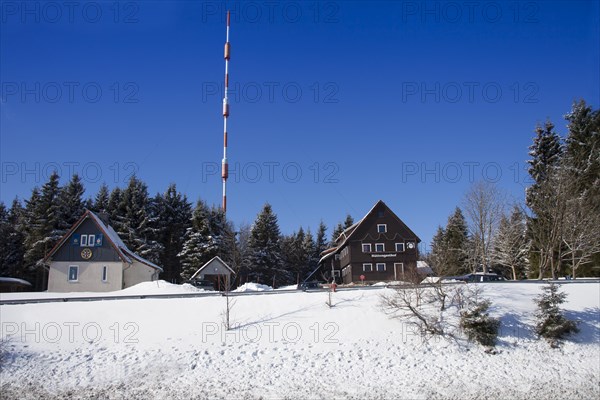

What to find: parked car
left=189, top=279, right=215, bottom=290
left=297, top=281, right=322, bottom=291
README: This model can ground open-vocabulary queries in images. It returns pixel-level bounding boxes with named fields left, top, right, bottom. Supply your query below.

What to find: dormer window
left=377, top=224, right=387, bottom=233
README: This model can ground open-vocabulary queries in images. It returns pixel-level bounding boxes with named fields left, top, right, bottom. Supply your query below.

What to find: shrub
left=535, top=283, right=579, bottom=347
left=460, top=300, right=500, bottom=347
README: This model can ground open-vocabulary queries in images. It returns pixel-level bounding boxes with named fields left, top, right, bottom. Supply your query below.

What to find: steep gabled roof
left=190, top=256, right=235, bottom=280
left=44, top=210, right=163, bottom=271
left=319, top=200, right=421, bottom=262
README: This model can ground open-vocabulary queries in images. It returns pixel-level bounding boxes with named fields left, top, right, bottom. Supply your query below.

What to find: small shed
left=190, top=256, right=235, bottom=291
left=0, top=277, right=32, bottom=293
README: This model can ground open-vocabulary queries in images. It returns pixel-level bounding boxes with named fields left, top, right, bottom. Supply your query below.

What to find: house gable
left=191, top=256, right=234, bottom=280
left=51, top=217, right=122, bottom=263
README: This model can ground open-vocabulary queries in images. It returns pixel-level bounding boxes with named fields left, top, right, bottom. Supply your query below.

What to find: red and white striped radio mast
left=221, top=10, right=231, bottom=213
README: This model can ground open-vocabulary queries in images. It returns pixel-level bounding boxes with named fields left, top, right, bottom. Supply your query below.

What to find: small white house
left=44, top=210, right=162, bottom=292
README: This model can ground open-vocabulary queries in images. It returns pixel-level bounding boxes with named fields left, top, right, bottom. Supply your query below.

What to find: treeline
left=0, top=175, right=351, bottom=289
left=428, top=100, right=600, bottom=279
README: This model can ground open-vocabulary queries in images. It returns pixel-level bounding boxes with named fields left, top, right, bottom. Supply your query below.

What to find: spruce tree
left=429, top=226, right=448, bottom=275
left=343, top=214, right=354, bottom=229
left=93, top=183, right=110, bottom=213
left=116, top=176, right=162, bottom=263
left=156, top=184, right=192, bottom=283
left=0, top=199, right=26, bottom=278
left=179, top=200, right=218, bottom=281
left=315, top=220, right=328, bottom=256
left=57, top=174, right=86, bottom=233
left=303, top=229, right=318, bottom=281
left=330, top=223, right=344, bottom=246
left=535, top=283, right=579, bottom=347
left=444, top=207, right=470, bottom=275
left=246, top=203, right=285, bottom=286
left=526, top=121, right=565, bottom=279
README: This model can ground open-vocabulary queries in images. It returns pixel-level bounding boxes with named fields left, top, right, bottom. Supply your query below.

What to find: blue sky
left=1, top=0, right=599, bottom=251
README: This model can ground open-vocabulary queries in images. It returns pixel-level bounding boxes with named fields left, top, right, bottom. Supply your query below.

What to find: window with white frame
left=363, top=263, right=373, bottom=272
left=68, top=265, right=79, bottom=282
left=362, top=243, right=371, bottom=253
left=377, top=224, right=387, bottom=233
left=395, top=243, right=405, bottom=252
left=80, top=235, right=88, bottom=247
left=101, top=265, right=108, bottom=282
left=89, top=234, right=96, bottom=247
left=376, top=263, right=386, bottom=272
left=375, top=243, right=385, bottom=252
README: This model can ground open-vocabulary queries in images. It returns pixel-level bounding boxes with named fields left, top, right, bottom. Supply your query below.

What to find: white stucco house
left=44, top=210, right=162, bottom=292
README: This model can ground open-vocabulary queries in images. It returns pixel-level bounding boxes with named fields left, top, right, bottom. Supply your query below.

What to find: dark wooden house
left=318, top=200, right=421, bottom=284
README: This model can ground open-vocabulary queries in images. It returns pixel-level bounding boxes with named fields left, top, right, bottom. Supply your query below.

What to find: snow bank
left=233, top=282, right=273, bottom=292
left=1, top=282, right=598, bottom=399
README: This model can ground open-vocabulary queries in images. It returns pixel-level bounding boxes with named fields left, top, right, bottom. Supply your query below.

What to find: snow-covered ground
left=1, top=282, right=599, bottom=399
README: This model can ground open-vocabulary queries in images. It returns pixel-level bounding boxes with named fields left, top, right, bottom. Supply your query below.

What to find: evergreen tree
left=526, top=121, right=565, bottom=279
left=303, top=229, right=318, bottom=281
left=155, top=184, right=192, bottom=283
left=179, top=200, right=219, bottom=281
left=429, top=226, right=448, bottom=275
left=245, top=203, right=285, bottom=286
left=116, top=176, right=162, bottom=263
left=315, top=220, right=328, bottom=257
left=564, top=100, right=600, bottom=205
left=444, top=207, right=470, bottom=275
left=535, top=283, right=579, bottom=347
left=93, top=183, right=110, bottom=213
left=107, top=187, right=124, bottom=222
left=23, top=172, right=62, bottom=272
left=492, top=206, right=529, bottom=280
left=330, top=223, right=344, bottom=246
left=343, top=214, right=354, bottom=229
left=57, top=174, right=86, bottom=233
left=0, top=199, right=26, bottom=278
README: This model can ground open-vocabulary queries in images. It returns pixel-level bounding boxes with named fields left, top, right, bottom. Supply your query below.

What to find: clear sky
left=1, top=0, right=599, bottom=251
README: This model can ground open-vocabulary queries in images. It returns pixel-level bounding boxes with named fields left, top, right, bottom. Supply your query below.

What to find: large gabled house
left=317, top=200, right=421, bottom=284
left=44, top=210, right=162, bottom=292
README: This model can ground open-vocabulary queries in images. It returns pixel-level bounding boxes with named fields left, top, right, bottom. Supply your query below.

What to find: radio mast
left=221, top=10, right=231, bottom=213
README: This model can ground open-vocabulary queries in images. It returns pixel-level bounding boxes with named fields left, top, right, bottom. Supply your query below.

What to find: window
left=363, top=263, right=373, bottom=272
left=88, top=234, right=96, bottom=247
left=395, top=243, right=405, bottom=252
left=362, top=243, right=372, bottom=253
left=377, top=224, right=387, bottom=233
left=80, top=235, right=88, bottom=247
left=376, top=263, right=386, bottom=272
left=101, top=266, right=108, bottom=282
left=375, top=243, right=385, bottom=252
left=68, top=265, right=79, bottom=282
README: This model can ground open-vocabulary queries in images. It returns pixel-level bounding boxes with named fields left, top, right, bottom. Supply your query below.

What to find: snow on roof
left=45, top=210, right=162, bottom=271
left=0, top=277, right=32, bottom=286
left=417, top=261, right=433, bottom=275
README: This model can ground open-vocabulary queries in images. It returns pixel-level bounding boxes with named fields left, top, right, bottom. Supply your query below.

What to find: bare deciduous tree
left=463, top=181, right=506, bottom=274
left=562, top=194, right=600, bottom=279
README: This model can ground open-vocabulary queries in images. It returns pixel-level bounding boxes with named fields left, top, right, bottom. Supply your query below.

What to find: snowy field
left=1, top=281, right=599, bottom=400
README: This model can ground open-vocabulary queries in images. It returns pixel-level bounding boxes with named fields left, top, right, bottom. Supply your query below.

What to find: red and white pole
left=221, top=10, right=231, bottom=213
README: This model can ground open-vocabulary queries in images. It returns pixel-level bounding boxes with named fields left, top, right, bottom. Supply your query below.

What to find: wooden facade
left=319, top=200, right=421, bottom=284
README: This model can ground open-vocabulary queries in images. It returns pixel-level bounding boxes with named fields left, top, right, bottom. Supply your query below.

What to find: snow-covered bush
left=459, top=299, right=500, bottom=347
left=535, top=283, right=579, bottom=347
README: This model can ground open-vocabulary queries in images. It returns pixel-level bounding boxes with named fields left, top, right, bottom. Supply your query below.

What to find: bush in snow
left=459, top=299, right=500, bottom=347
left=534, top=283, right=579, bottom=347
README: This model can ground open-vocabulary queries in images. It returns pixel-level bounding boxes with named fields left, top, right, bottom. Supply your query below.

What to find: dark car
left=297, top=281, right=322, bottom=291
left=189, top=279, right=215, bottom=290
